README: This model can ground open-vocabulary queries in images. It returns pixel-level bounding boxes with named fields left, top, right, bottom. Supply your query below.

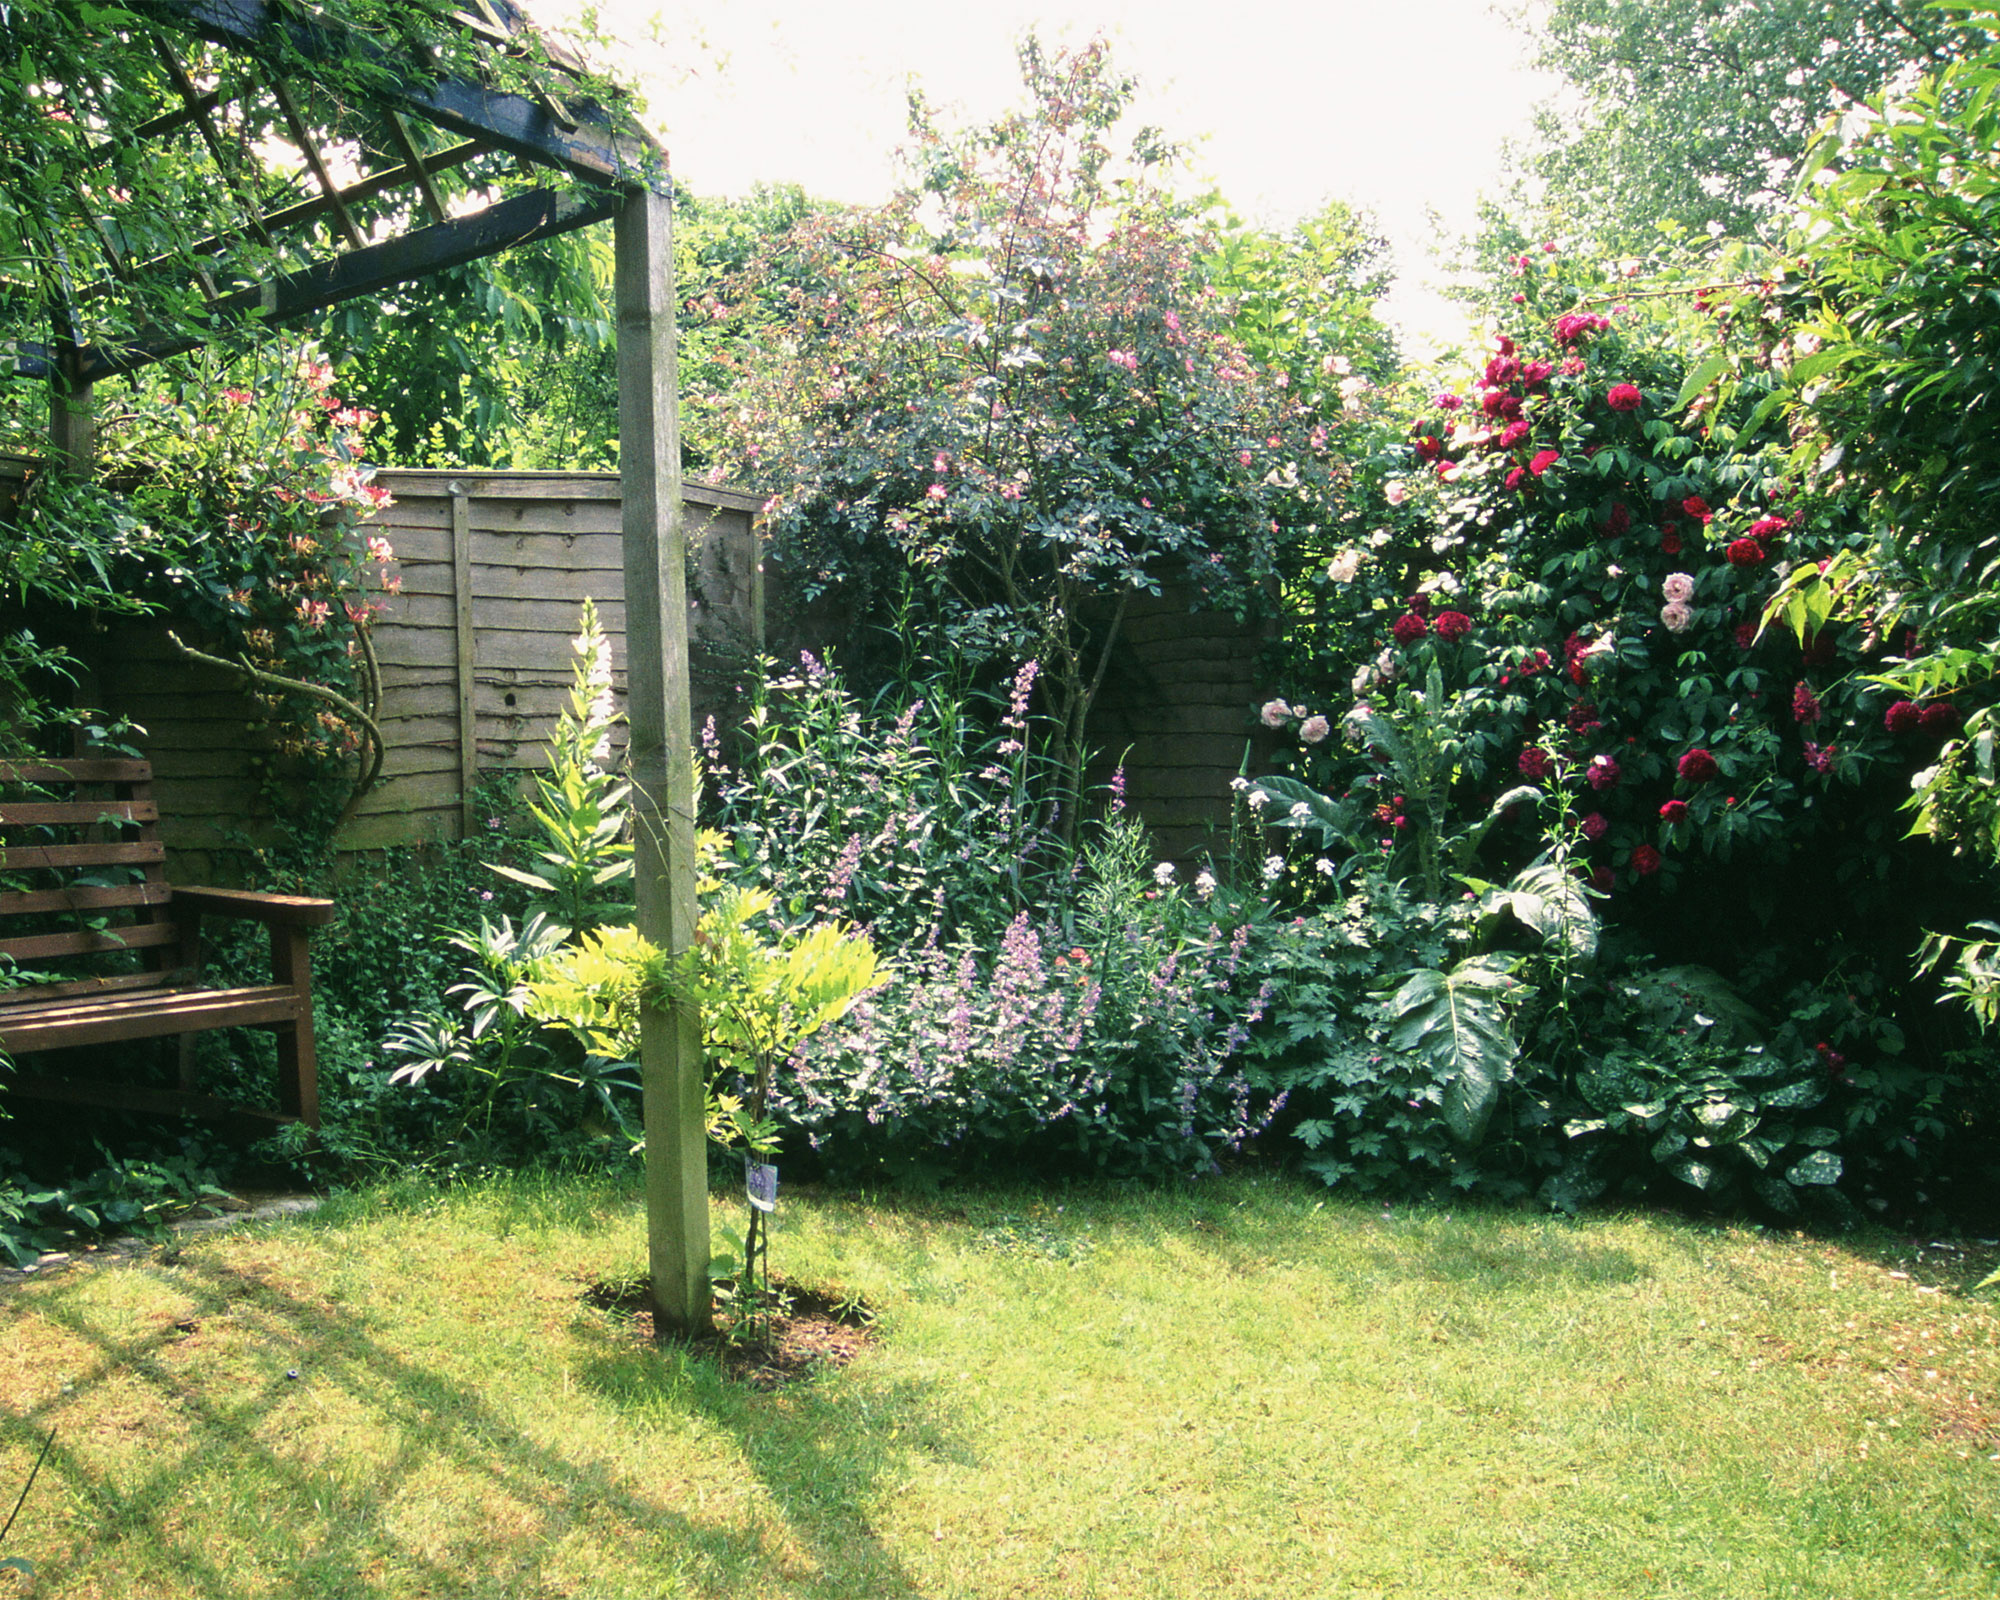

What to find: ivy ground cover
left=0, top=1172, right=1995, bottom=1599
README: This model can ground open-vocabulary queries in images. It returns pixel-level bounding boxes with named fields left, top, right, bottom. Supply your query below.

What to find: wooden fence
left=14, top=458, right=1273, bottom=869
left=89, top=469, right=763, bottom=863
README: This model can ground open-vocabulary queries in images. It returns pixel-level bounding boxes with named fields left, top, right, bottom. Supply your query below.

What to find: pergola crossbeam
left=55, top=185, right=618, bottom=382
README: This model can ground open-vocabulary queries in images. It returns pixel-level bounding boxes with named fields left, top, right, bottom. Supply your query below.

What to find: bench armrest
left=172, top=886, right=337, bottom=929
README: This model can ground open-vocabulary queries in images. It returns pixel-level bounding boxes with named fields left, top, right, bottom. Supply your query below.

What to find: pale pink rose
left=1300, top=714, right=1331, bottom=744
left=1662, top=572, right=1695, bottom=603
left=1259, top=699, right=1292, bottom=728
left=1660, top=601, right=1694, bottom=633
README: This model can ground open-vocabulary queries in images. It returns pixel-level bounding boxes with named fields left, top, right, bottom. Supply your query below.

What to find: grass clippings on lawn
left=1, top=1172, right=1996, bottom=1599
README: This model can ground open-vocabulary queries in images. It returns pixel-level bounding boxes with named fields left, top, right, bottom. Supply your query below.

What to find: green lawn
left=2, top=1173, right=1995, bottom=1599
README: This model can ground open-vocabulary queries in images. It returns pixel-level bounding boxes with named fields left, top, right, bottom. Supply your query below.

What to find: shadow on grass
left=2, top=1239, right=953, bottom=1599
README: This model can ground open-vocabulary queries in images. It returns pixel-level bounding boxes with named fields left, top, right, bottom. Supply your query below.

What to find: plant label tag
left=745, top=1158, right=778, bottom=1213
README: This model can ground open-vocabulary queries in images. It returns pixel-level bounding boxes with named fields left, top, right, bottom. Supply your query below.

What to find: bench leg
left=269, top=924, right=322, bottom=1128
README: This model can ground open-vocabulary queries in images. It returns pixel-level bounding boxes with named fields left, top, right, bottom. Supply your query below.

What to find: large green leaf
left=1386, top=956, right=1520, bottom=1145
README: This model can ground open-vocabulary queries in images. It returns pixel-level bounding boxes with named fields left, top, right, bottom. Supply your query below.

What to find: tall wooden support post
left=615, top=185, right=711, bottom=1336
left=50, top=345, right=94, bottom=471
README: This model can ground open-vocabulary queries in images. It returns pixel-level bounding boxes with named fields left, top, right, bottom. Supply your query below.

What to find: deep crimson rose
left=1748, top=515, right=1788, bottom=540
left=1485, top=355, right=1521, bottom=385
left=1391, top=611, right=1429, bottom=645
left=1482, top=390, right=1524, bottom=421
left=1590, top=866, right=1615, bottom=893
left=1433, top=609, right=1473, bottom=642
left=1436, top=392, right=1463, bottom=411
left=1735, top=622, right=1759, bottom=650
left=1520, top=360, right=1554, bottom=388
left=1681, top=496, right=1713, bottom=522
left=1518, top=746, right=1553, bottom=779
left=1530, top=448, right=1562, bottom=476
left=1553, top=311, right=1611, bottom=344
left=1567, top=701, right=1602, bottom=734
left=1631, top=844, right=1663, bottom=876
left=1884, top=699, right=1922, bottom=735
left=1792, top=682, right=1822, bottom=724
left=1498, top=419, right=1531, bottom=449
left=1606, top=382, right=1643, bottom=411
left=1661, top=529, right=1683, bottom=555
left=1725, top=537, right=1766, bottom=567
left=1659, top=799, right=1689, bottom=823
left=1677, top=748, right=1719, bottom=782
left=1920, top=702, right=1962, bottom=736
left=1586, top=753, right=1621, bottom=790
left=1581, top=812, right=1609, bottom=841
left=1414, top=434, right=1443, bottom=461
left=1505, top=467, right=1527, bottom=490
left=1603, top=503, right=1631, bottom=537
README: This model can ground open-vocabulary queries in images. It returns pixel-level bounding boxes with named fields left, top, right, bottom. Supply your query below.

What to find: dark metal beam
left=55, top=185, right=618, bottom=382
left=145, top=0, right=664, bottom=193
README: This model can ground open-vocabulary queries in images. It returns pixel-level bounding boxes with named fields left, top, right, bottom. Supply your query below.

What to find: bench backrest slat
left=0, top=841, right=167, bottom=872
left=0, top=799, right=160, bottom=828
left=0, top=968, right=183, bottom=1007
left=0, top=921, right=183, bottom=965
left=0, top=759, right=153, bottom=785
left=1, top=883, right=175, bottom=918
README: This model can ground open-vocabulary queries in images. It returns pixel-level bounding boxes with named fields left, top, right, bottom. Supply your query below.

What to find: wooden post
left=615, top=185, right=711, bottom=1336
left=448, top=483, right=479, bottom=836
left=50, top=344, right=93, bottom=472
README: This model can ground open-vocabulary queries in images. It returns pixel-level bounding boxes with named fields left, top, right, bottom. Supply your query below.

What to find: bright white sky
left=538, top=1, right=1557, bottom=353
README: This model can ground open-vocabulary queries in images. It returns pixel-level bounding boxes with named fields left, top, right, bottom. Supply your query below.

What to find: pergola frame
left=13, top=0, right=711, bottom=1334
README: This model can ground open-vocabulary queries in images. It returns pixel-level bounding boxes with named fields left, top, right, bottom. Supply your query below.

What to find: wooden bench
left=0, top=757, right=332, bottom=1128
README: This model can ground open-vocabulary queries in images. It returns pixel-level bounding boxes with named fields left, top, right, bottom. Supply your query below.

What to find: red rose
left=1606, top=383, right=1643, bottom=411
left=1414, top=434, right=1443, bottom=461
left=1590, top=866, right=1615, bottom=893
left=1659, top=799, right=1689, bottom=823
left=1498, top=419, right=1532, bottom=449
left=1520, top=360, right=1554, bottom=388
left=1748, top=516, right=1788, bottom=540
left=1436, top=392, right=1463, bottom=411
left=1884, top=699, right=1922, bottom=735
left=1677, top=748, right=1719, bottom=782
left=1791, top=682, right=1822, bottom=725
left=1505, top=467, right=1527, bottom=490
left=1581, top=812, right=1609, bottom=841
left=1518, top=746, right=1553, bottom=779
left=1661, top=529, right=1683, bottom=555
left=1586, top=753, right=1621, bottom=791
left=1567, top=701, right=1602, bottom=734
left=1734, top=622, right=1759, bottom=650
left=1603, top=503, right=1631, bottom=537
left=1530, top=448, right=1562, bottom=477
left=1392, top=611, right=1430, bottom=645
left=1485, top=355, right=1521, bottom=385
left=1631, top=844, right=1663, bottom=876
left=1681, top=496, right=1713, bottom=522
left=1433, top=609, right=1473, bottom=642
left=1725, top=537, right=1766, bottom=567
left=1920, top=702, right=1962, bottom=736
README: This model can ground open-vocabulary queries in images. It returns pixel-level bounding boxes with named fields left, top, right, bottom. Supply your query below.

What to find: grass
left=1, top=1170, right=1997, bottom=1599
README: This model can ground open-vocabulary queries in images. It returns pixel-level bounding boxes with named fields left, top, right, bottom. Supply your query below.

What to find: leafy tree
left=704, top=37, right=1341, bottom=843
left=1511, top=0, right=1965, bottom=248
left=1759, top=4, right=2000, bottom=867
